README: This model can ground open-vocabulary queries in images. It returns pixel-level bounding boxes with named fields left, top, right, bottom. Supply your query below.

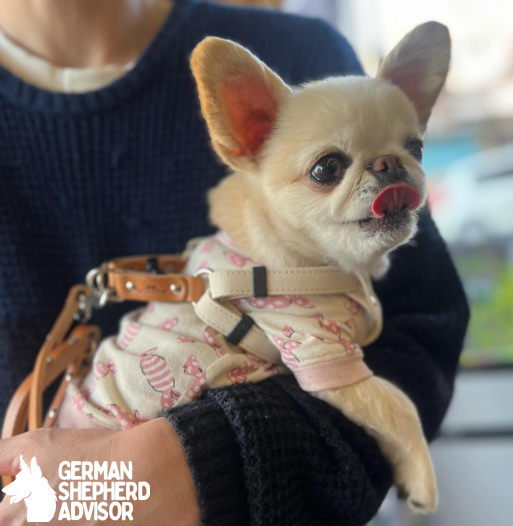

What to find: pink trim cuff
left=293, top=355, right=373, bottom=392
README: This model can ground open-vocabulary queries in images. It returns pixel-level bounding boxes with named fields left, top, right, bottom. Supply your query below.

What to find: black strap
left=226, top=314, right=255, bottom=345
left=146, top=257, right=164, bottom=275
left=252, top=266, right=268, bottom=298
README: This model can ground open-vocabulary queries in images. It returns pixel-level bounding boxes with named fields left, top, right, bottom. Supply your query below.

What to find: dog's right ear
left=191, top=37, right=292, bottom=171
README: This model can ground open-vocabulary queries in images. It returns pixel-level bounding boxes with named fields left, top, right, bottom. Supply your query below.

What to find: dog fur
left=190, top=22, right=450, bottom=513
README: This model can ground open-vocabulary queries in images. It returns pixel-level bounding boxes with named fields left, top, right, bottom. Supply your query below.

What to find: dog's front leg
left=313, top=376, right=438, bottom=514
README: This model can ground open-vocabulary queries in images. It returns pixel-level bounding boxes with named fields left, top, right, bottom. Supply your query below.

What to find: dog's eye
left=310, top=155, right=349, bottom=185
left=405, top=139, right=423, bottom=162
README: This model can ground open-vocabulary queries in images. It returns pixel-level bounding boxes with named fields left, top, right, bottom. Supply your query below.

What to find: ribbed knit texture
left=0, top=0, right=469, bottom=524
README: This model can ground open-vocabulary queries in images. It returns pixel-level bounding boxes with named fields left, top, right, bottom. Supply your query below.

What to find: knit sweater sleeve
left=161, top=19, right=469, bottom=526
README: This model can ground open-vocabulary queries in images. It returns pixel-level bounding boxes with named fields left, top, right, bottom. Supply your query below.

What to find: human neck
left=0, top=0, right=172, bottom=67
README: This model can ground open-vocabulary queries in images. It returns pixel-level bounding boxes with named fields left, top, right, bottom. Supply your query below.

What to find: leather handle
left=29, top=285, right=93, bottom=429
left=29, top=325, right=100, bottom=430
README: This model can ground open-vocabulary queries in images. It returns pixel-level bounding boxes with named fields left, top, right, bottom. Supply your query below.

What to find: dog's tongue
left=372, top=184, right=420, bottom=218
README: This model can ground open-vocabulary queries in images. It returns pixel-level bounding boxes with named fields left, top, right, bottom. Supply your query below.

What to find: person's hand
left=0, top=418, right=200, bottom=526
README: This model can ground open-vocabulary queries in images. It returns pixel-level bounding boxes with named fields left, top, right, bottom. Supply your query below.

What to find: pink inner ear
left=385, top=68, right=423, bottom=109
left=222, top=75, right=278, bottom=157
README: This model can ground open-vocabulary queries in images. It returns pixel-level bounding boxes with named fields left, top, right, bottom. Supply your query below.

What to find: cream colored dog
left=191, top=22, right=450, bottom=513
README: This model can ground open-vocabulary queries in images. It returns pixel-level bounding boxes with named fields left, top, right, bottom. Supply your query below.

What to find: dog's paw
left=395, top=449, right=438, bottom=514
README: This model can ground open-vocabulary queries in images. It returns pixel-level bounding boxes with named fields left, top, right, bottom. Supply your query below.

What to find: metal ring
left=97, top=288, right=111, bottom=308
left=194, top=268, right=213, bottom=278
left=85, top=265, right=119, bottom=306
left=192, top=268, right=213, bottom=307
left=86, top=266, right=107, bottom=299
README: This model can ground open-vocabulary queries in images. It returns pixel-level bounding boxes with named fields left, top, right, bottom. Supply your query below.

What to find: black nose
left=368, top=155, right=407, bottom=183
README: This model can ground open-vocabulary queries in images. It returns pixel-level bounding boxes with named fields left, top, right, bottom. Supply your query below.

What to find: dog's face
left=191, top=23, right=450, bottom=273
left=258, top=77, right=427, bottom=271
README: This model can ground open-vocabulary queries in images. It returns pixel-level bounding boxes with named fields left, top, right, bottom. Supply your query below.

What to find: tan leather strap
left=89, top=255, right=207, bottom=303
left=2, top=285, right=101, bottom=438
left=209, top=267, right=361, bottom=300
left=194, top=289, right=281, bottom=363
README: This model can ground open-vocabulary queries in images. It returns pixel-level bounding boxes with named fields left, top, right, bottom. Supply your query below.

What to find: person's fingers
left=0, top=498, right=25, bottom=526
left=0, top=438, right=24, bottom=476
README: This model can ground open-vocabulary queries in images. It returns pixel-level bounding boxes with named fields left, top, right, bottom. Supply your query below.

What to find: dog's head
left=191, top=23, right=450, bottom=275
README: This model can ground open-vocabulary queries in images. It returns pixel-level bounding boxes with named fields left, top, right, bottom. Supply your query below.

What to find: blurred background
left=210, top=1, right=513, bottom=525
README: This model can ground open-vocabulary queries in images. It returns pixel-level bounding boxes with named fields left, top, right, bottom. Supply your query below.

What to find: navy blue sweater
left=0, top=0, right=469, bottom=524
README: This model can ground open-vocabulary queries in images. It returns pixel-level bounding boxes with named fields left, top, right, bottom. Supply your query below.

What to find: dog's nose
left=368, top=154, right=407, bottom=184
left=371, top=155, right=404, bottom=173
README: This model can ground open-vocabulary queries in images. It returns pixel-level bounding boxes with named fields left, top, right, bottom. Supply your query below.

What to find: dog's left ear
left=191, top=37, right=292, bottom=171
left=377, top=22, right=450, bottom=134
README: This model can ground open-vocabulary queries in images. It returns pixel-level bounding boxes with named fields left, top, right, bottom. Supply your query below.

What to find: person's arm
left=162, top=20, right=469, bottom=526
left=166, top=375, right=391, bottom=526
left=0, top=418, right=200, bottom=526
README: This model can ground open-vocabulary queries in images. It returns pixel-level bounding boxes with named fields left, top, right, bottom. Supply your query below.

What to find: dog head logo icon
left=2, top=456, right=57, bottom=522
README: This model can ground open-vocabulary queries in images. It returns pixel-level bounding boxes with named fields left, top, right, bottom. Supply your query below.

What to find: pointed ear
left=30, top=457, right=42, bottom=479
left=377, top=22, right=450, bottom=134
left=191, top=37, right=292, bottom=171
left=20, top=455, right=29, bottom=470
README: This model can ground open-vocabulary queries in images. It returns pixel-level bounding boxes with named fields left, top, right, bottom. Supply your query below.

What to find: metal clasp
left=74, top=292, right=98, bottom=323
left=192, top=267, right=213, bottom=307
left=85, top=264, right=120, bottom=308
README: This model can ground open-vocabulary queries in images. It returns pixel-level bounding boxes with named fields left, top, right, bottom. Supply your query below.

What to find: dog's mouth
left=358, top=184, right=421, bottom=234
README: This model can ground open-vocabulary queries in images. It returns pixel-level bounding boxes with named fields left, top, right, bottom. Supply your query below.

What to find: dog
left=2, top=456, right=57, bottom=522
left=58, top=22, right=450, bottom=515
left=190, top=22, right=450, bottom=513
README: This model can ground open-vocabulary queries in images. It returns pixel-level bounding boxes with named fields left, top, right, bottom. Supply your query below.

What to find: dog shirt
left=58, top=232, right=382, bottom=430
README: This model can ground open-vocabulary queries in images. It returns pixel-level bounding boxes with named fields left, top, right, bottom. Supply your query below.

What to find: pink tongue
left=372, top=184, right=420, bottom=218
